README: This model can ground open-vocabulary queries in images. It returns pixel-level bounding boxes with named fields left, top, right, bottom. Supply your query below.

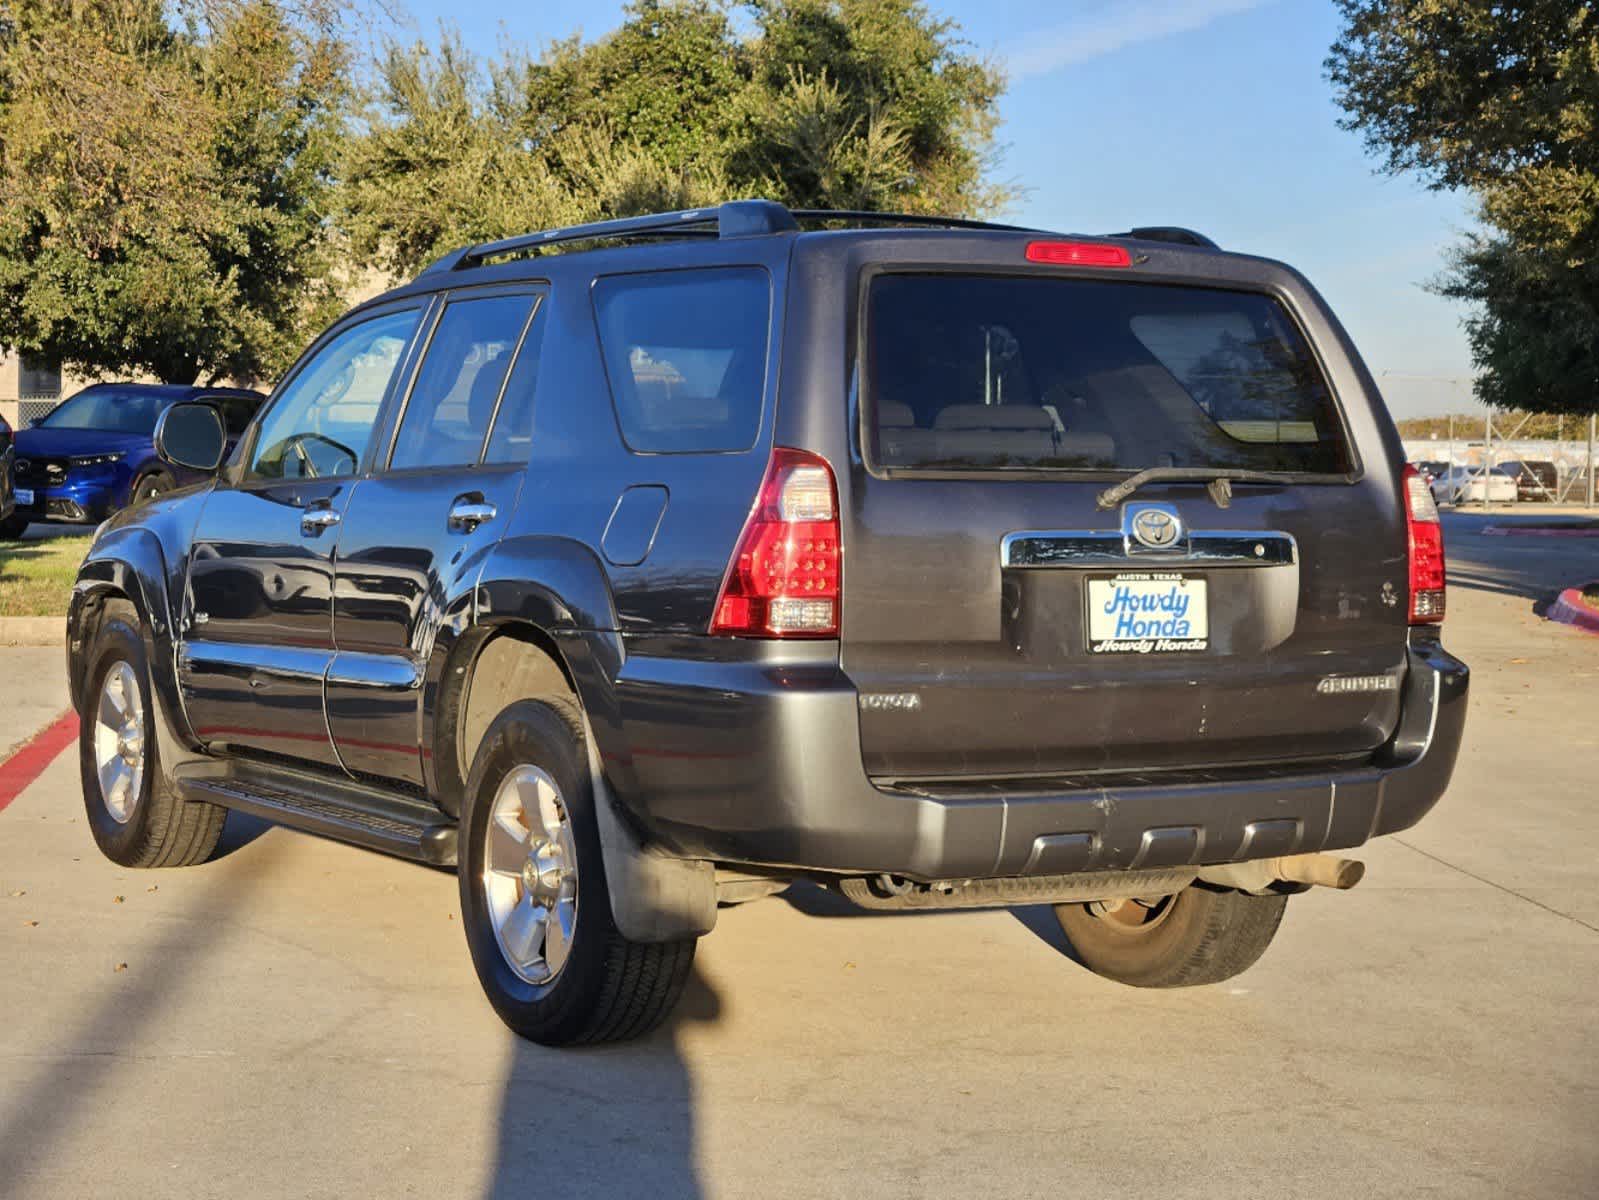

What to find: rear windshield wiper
left=1095, top=467, right=1289, bottom=511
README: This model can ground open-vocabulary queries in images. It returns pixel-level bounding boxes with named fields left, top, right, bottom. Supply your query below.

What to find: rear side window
left=592, top=268, right=770, bottom=453
left=866, top=274, right=1351, bottom=475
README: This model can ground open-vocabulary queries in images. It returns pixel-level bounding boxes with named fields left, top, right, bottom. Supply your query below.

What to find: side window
left=250, top=310, right=420, bottom=480
left=592, top=267, right=771, bottom=453
left=205, top=394, right=263, bottom=438
left=389, top=294, right=537, bottom=471
left=484, top=298, right=547, bottom=465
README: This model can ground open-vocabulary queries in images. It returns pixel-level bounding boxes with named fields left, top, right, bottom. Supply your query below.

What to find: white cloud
left=1006, top=0, right=1275, bottom=80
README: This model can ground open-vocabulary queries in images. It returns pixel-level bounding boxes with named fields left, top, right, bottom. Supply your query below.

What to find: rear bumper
left=606, top=632, right=1468, bottom=880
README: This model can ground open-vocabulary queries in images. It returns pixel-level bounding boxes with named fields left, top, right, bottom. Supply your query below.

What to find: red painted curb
left=0, top=710, right=80, bottom=814
left=1548, top=586, right=1599, bottom=635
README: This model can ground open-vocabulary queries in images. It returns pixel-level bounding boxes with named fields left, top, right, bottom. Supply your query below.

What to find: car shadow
left=780, top=881, right=1086, bottom=964
left=482, top=966, right=721, bottom=1200
left=208, top=809, right=275, bottom=859
left=0, top=838, right=290, bottom=1183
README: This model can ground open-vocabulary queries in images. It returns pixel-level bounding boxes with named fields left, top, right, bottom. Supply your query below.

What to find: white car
left=1429, top=465, right=1518, bottom=505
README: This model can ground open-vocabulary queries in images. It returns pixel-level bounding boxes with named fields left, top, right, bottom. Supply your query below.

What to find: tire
left=458, top=699, right=696, bottom=1046
left=1053, top=884, right=1288, bottom=988
left=0, top=514, right=25, bottom=539
left=79, top=611, right=226, bottom=867
left=129, top=469, right=174, bottom=508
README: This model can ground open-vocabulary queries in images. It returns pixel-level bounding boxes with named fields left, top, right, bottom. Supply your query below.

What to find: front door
left=327, top=288, right=544, bottom=787
left=182, top=304, right=427, bottom=768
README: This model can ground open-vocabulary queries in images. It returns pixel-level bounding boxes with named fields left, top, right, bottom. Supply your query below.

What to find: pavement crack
left=1394, top=836, right=1599, bottom=935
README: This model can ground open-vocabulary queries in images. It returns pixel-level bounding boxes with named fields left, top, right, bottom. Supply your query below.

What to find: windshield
left=38, top=387, right=172, bottom=435
left=866, top=274, right=1352, bottom=475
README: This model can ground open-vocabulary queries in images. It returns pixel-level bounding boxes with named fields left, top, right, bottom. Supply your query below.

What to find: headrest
left=468, top=362, right=507, bottom=430
left=933, top=405, right=1056, bottom=432
left=877, top=401, right=916, bottom=428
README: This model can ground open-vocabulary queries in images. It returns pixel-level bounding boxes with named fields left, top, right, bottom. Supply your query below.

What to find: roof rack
left=419, top=199, right=802, bottom=275
left=1110, top=226, right=1219, bottom=250
left=790, top=209, right=1043, bottom=234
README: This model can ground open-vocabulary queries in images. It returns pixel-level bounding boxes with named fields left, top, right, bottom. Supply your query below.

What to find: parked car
left=1411, top=459, right=1449, bottom=484
left=0, top=383, right=265, bottom=538
left=0, top=412, right=13, bottom=527
left=1429, top=464, right=1518, bottom=505
left=1496, top=459, right=1559, bottom=502
left=65, top=202, right=1468, bottom=1046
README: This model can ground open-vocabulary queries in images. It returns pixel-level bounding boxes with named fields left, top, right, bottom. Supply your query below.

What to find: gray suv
left=66, top=202, right=1468, bottom=1045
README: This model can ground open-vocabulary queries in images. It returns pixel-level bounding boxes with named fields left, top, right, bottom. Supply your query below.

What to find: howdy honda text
left=1086, top=572, right=1210, bottom=654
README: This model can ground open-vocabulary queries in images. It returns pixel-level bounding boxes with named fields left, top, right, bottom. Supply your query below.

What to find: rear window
left=593, top=267, right=771, bottom=453
left=866, top=274, right=1351, bottom=475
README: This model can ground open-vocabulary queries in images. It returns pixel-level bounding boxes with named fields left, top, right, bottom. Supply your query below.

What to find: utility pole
left=1587, top=413, right=1595, bottom=508
left=1484, top=411, right=1493, bottom=510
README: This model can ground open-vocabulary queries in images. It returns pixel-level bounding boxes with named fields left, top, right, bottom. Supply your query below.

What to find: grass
left=0, top=534, right=94, bottom=617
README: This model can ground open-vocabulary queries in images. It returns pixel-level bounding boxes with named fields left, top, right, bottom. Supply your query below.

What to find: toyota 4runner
left=67, top=201, right=1468, bottom=1045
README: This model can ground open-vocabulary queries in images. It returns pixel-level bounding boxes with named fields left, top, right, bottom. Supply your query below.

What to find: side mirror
left=155, top=401, right=227, bottom=472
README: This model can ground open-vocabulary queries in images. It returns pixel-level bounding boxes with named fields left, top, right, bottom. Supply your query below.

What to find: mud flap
left=584, top=716, right=717, bottom=942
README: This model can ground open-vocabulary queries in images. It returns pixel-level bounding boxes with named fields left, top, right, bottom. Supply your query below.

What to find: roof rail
left=1111, top=226, right=1220, bottom=250
left=792, top=209, right=1042, bottom=234
left=418, top=199, right=801, bottom=275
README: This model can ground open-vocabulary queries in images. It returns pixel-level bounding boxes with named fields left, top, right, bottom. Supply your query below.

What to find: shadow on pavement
left=1445, top=566, right=1557, bottom=604
left=484, top=967, right=721, bottom=1200
left=0, top=838, right=287, bottom=1185
left=209, top=809, right=275, bottom=859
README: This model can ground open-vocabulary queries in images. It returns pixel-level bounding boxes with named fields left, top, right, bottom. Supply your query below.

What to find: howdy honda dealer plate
left=1086, top=572, right=1208, bottom=654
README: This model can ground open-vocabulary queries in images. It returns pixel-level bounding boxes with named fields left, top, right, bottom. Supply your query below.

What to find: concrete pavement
left=0, top=537, right=1595, bottom=1199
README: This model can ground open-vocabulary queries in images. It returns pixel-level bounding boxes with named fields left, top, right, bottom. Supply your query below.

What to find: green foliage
left=343, top=0, right=1012, bottom=277
left=1435, top=235, right=1599, bottom=417
left=0, top=0, right=351, bottom=383
left=1327, top=1, right=1599, bottom=415
left=0, top=0, right=1011, bottom=377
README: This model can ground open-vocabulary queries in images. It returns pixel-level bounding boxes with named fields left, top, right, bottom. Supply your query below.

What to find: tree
left=340, top=0, right=1011, bottom=278
left=735, top=0, right=1009, bottom=214
left=1326, top=1, right=1599, bottom=415
left=1435, top=235, right=1599, bottom=417
left=0, top=0, right=352, bottom=383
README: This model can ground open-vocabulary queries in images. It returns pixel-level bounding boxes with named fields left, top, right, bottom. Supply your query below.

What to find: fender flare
left=454, top=534, right=717, bottom=942
left=69, top=526, right=203, bottom=782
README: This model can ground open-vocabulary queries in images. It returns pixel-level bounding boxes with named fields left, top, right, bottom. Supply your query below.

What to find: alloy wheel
left=482, top=765, right=579, bottom=984
left=93, top=661, right=145, bottom=823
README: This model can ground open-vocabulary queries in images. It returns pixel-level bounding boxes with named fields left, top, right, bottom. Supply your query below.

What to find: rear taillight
left=1404, top=464, right=1445, bottom=623
left=710, top=448, right=841, bottom=638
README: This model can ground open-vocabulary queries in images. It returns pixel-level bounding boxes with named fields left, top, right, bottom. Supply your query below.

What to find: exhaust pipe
left=1197, top=852, right=1365, bottom=894
left=1270, top=853, right=1365, bottom=890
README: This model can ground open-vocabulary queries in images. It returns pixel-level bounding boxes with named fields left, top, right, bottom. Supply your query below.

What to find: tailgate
left=840, top=267, right=1409, bottom=781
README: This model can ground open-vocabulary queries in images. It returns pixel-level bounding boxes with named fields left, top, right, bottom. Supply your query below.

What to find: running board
left=174, top=762, right=458, bottom=866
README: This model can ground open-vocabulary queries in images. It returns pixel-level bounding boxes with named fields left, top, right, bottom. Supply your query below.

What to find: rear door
left=327, top=287, right=544, bottom=786
left=838, top=260, right=1410, bottom=781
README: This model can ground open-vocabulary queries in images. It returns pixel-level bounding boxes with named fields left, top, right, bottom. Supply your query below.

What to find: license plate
left=14, top=487, right=32, bottom=506
left=1086, top=572, right=1208, bottom=654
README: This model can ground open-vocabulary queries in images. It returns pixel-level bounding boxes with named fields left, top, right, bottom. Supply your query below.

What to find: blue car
left=1, top=383, right=266, bottom=538
left=0, top=412, right=14, bottom=525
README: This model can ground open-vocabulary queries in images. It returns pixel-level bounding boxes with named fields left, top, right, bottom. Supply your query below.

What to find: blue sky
left=397, top=0, right=1481, bottom=418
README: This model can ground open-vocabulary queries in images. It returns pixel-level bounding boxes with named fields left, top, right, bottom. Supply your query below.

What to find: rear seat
left=879, top=401, right=1117, bottom=467
left=877, top=401, right=940, bottom=463
left=932, top=404, right=1059, bottom=462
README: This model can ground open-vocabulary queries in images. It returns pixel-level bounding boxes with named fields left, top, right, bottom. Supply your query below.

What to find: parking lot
left=1, top=513, right=1595, bottom=1200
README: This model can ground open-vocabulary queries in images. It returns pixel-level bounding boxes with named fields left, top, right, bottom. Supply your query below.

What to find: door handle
left=301, top=507, right=341, bottom=536
left=448, top=498, right=497, bottom=533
